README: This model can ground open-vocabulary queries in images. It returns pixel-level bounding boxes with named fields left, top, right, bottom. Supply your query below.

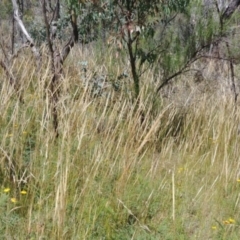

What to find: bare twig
left=11, top=14, right=15, bottom=55
left=10, top=43, right=31, bottom=60
left=61, top=9, right=79, bottom=62
left=157, top=0, right=240, bottom=93
left=11, top=0, right=41, bottom=69
left=157, top=46, right=206, bottom=92
left=226, top=41, right=238, bottom=103
left=42, top=0, right=55, bottom=73
left=221, top=0, right=240, bottom=20
left=0, top=59, right=16, bottom=85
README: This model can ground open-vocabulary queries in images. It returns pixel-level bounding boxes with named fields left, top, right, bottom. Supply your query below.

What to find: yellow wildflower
left=178, top=167, right=184, bottom=173
left=237, top=179, right=240, bottom=183
left=223, top=220, right=230, bottom=225
left=211, top=226, right=217, bottom=230
left=228, top=218, right=235, bottom=224
left=10, top=198, right=17, bottom=203
left=20, top=190, right=27, bottom=195
left=3, top=188, right=10, bottom=193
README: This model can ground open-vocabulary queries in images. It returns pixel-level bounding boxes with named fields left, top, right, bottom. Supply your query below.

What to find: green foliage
left=164, top=0, right=190, bottom=14
left=3, top=0, right=237, bottom=98
left=2, top=0, right=240, bottom=238
left=0, top=192, right=21, bottom=237
left=29, top=23, right=46, bottom=43
left=1, top=41, right=240, bottom=238
left=0, top=0, right=12, bottom=19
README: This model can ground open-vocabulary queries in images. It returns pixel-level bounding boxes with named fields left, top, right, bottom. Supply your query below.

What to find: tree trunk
left=11, top=0, right=41, bottom=70
left=222, top=0, right=240, bottom=19
left=127, top=41, right=139, bottom=98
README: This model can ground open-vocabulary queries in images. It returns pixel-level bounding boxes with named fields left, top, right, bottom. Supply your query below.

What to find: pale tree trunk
left=11, top=0, right=41, bottom=70
left=222, top=0, right=240, bottom=18
left=0, top=1, right=40, bottom=94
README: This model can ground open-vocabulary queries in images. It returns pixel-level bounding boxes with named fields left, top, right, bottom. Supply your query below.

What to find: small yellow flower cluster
left=3, top=188, right=10, bottom=193
left=223, top=218, right=235, bottom=225
left=178, top=167, right=184, bottom=173
left=6, top=131, right=28, bottom=137
left=11, top=198, right=17, bottom=203
left=2, top=188, right=27, bottom=204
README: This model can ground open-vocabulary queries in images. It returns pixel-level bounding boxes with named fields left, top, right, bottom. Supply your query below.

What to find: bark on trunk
left=222, top=0, right=240, bottom=19
left=11, top=0, right=41, bottom=70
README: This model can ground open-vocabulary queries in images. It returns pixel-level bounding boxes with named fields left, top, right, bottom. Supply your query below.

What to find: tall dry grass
left=0, top=46, right=240, bottom=239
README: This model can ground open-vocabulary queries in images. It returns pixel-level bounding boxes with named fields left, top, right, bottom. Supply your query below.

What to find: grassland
left=0, top=46, right=240, bottom=240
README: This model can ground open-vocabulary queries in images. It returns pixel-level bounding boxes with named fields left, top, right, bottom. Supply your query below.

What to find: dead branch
left=222, top=0, right=240, bottom=19
left=0, top=59, right=16, bottom=85
left=157, top=0, right=240, bottom=93
left=42, top=0, right=55, bottom=73
left=0, top=40, right=10, bottom=63
left=226, top=41, right=238, bottom=103
left=157, top=45, right=207, bottom=92
left=10, top=43, right=31, bottom=60
left=61, top=9, right=79, bottom=62
left=11, top=0, right=41, bottom=69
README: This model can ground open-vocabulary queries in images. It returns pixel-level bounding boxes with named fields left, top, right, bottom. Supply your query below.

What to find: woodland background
left=1, top=0, right=240, bottom=239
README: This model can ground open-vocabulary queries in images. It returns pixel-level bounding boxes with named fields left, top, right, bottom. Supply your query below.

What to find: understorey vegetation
left=1, top=0, right=240, bottom=239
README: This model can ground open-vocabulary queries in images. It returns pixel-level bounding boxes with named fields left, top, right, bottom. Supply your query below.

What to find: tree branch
left=157, top=46, right=206, bottom=92
left=157, top=0, right=240, bottom=92
left=221, top=0, right=240, bottom=19
left=0, top=59, right=16, bottom=85
left=61, top=9, right=79, bottom=62
left=11, top=0, right=41, bottom=69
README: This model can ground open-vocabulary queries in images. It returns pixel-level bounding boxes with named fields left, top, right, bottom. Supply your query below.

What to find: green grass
left=1, top=47, right=240, bottom=239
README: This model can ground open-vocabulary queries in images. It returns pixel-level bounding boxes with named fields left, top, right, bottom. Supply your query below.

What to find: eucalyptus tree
left=103, top=0, right=192, bottom=97
left=100, top=0, right=240, bottom=99
left=2, top=0, right=240, bottom=110
left=7, top=0, right=80, bottom=137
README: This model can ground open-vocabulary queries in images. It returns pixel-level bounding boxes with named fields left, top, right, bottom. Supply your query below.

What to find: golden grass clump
left=0, top=46, right=240, bottom=239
